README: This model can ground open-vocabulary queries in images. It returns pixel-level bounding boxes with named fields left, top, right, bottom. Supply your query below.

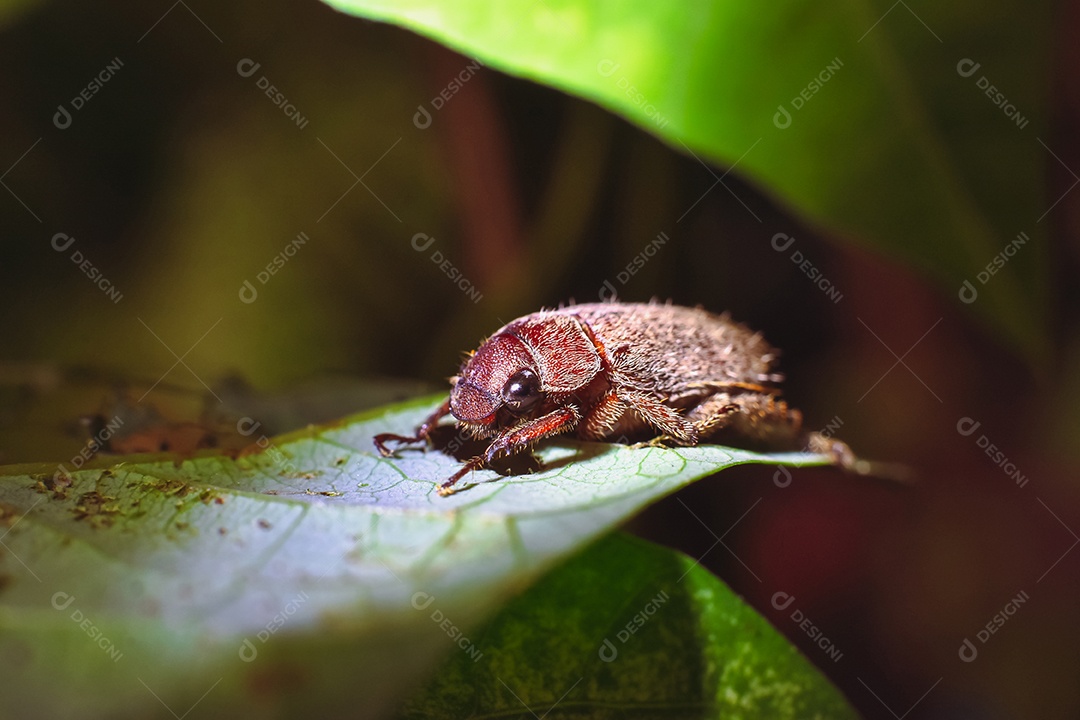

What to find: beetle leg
left=687, top=395, right=742, bottom=437
left=483, top=405, right=582, bottom=464
left=685, top=393, right=895, bottom=477
left=618, top=390, right=697, bottom=445
left=632, top=398, right=742, bottom=449
left=804, top=433, right=911, bottom=481
left=436, top=405, right=582, bottom=496
left=437, top=455, right=486, bottom=496
left=577, top=390, right=627, bottom=440
left=688, top=392, right=860, bottom=467
left=804, top=431, right=857, bottom=470
left=687, top=392, right=802, bottom=446
left=373, top=397, right=452, bottom=457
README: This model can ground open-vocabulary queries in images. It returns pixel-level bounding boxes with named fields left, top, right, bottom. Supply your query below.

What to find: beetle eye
left=501, top=369, right=542, bottom=414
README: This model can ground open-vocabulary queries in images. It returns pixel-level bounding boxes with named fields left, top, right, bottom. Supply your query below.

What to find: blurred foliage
left=325, top=0, right=1051, bottom=366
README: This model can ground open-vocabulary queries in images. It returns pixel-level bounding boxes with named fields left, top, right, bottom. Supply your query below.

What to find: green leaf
left=400, top=532, right=857, bottom=719
left=0, top=394, right=828, bottom=718
left=320, top=0, right=1050, bottom=363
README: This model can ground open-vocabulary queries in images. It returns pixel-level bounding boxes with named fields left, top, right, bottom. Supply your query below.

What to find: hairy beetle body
left=375, top=301, right=857, bottom=495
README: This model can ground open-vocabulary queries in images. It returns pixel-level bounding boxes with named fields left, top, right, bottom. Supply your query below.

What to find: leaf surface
left=0, top=394, right=829, bottom=718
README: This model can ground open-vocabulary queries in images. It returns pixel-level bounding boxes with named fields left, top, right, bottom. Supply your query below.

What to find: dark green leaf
left=399, top=532, right=857, bottom=719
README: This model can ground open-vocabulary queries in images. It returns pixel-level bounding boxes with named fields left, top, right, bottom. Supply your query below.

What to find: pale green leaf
left=0, top=394, right=830, bottom=718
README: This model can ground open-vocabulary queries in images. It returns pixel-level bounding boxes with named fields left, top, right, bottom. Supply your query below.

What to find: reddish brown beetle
left=374, top=302, right=860, bottom=496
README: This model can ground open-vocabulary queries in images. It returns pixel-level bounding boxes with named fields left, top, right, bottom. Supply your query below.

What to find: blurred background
left=2, top=0, right=1079, bottom=717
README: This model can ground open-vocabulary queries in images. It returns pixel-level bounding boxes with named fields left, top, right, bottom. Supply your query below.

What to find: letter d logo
left=956, top=59, right=981, bottom=78
left=958, top=280, right=978, bottom=304
left=51, top=591, right=75, bottom=611
left=771, top=232, right=796, bottom=252
left=773, top=104, right=792, bottom=129
left=771, top=591, right=796, bottom=611
left=956, top=417, right=981, bottom=437
left=53, top=104, right=72, bottom=130
left=239, top=638, right=258, bottom=662
left=596, top=59, right=621, bottom=78
left=411, top=592, right=435, bottom=611
left=599, top=279, right=618, bottom=302
left=236, top=58, right=261, bottom=78
left=413, top=105, right=432, bottom=129
left=239, top=279, right=258, bottom=304
left=411, top=233, right=435, bottom=252
left=51, top=233, right=76, bottom=252
left=773, top=466, right=793, bottom=488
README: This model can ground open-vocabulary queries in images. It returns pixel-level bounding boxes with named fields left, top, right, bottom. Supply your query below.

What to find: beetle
left=374, top=301, right=860, bottom=496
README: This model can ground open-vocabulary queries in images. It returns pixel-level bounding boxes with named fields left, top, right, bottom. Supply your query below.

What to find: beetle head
left=451, top=333, right=544, bottom=434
